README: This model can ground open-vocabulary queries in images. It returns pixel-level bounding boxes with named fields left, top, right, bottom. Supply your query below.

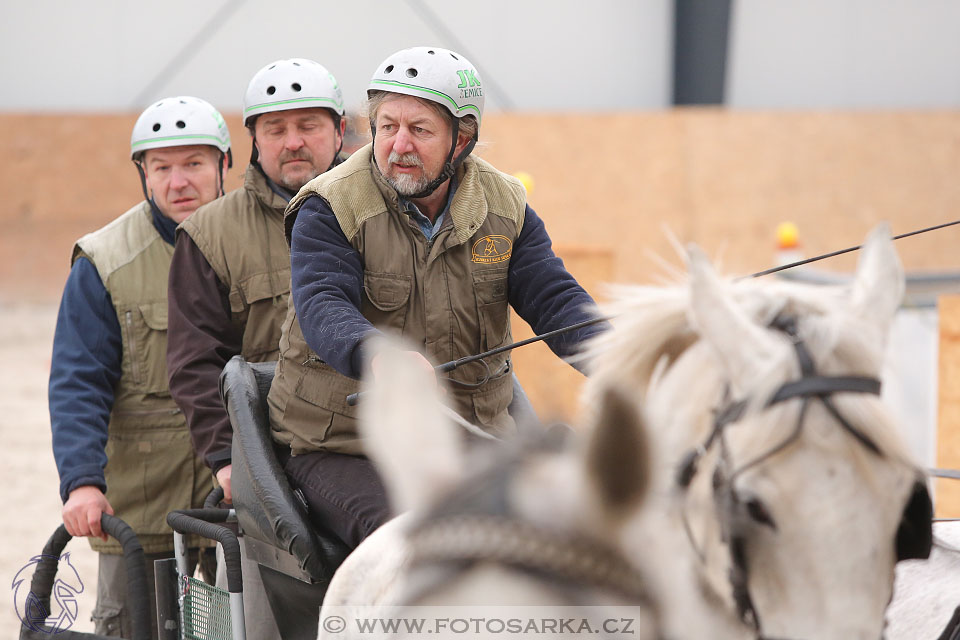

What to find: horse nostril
left=745, top=497, right=777, bottom=530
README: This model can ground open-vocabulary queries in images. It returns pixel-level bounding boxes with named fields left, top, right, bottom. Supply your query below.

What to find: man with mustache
left=165, top=58, right=345, bottom=639
left=49, top=97, right=230, bottom=638
left=267, top=46, right=609, bottom=550
left=168, top=58, right=345, bottom=501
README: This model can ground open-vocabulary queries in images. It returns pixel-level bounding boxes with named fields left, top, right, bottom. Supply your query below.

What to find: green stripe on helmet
left=244, top=96, right=344, bottom=113
left=131, top=133, right=229, bottom=148
left=369, top=80, right=482, bottom=120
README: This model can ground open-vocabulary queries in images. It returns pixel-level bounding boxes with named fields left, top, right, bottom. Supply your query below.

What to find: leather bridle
left=674, top=315, right=885, bottom=640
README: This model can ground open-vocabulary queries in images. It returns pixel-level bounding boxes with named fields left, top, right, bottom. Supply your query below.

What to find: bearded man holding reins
left=267, top=46, right=609, bottom=550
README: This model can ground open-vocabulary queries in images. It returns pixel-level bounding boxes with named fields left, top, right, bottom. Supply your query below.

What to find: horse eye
left=744, top=496, right=777, bottom=530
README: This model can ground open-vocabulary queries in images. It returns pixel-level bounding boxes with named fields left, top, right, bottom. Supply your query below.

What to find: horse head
left=584, top=224, right=931, bottom=640
left=349, top=338, right=661, bottom=634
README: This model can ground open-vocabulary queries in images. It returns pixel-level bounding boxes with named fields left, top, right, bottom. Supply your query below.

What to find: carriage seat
left=219, top=355, right=540, bottom=584
left=220, top=356, right=349, bottom=584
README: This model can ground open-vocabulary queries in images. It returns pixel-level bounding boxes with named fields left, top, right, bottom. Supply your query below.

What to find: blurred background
left=3, top=0, right=960, bottom=631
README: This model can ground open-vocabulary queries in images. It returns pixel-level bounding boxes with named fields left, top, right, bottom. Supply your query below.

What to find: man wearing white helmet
left=267, top=47, right=609, bottom=549
left=49, top=96, right=230, bottom=638
left=167, top=58, right=346, bottom=502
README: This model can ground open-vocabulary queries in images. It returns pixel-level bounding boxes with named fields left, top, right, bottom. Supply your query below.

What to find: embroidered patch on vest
left=471, top=235, right=512, bottom=264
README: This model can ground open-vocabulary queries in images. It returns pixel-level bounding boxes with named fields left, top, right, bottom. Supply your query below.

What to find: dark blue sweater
left=49, top=203, right=177, bottom=502
left=290, top=195, right=608, bottom=379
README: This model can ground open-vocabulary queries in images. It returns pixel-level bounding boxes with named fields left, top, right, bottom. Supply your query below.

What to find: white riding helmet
left=368, top=46, right=484, bottom=124
left=243, top=58, right=345, bottom=127
left=130, top=96, right=231, bottom=160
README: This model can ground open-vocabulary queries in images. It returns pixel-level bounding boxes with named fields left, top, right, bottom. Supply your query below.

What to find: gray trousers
left=215, top=538, right=281, bottom=640
left=92, top=547, right=215, bottom=639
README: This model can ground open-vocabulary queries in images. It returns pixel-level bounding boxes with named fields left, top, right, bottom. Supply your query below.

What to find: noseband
left=675, top=315, right=883, bottom=640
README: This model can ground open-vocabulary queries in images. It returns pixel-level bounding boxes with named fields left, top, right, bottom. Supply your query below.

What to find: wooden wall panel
left=509, top=246, right=613, bottom=423
left=938, top=295, right=960, bottom=517
left=4, top=110, right=960, bottom=302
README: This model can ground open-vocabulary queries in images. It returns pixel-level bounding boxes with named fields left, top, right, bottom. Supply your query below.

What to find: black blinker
left=896, top=479, right=933, bottom=561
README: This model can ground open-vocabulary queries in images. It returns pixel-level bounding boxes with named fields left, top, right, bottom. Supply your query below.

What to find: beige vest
left=178, top=165, right=291, bottom=361
left=74, top=202, right=213, bottom=553
left=268, top=145, right=526, bottom=455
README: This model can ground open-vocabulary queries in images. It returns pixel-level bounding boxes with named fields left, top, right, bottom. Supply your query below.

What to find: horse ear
left=585, top=386, right=650, bottom=520
left=359, top=337, right=463, bottom=513
left=687, top=245, right=782, bottom=395
left=850, top=224, right=904, bottom=345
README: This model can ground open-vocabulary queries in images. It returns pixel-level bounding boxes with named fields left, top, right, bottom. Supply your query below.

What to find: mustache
left=388, top=151, right=423, bottom=168
left=278, top=149, right=314, bottom=164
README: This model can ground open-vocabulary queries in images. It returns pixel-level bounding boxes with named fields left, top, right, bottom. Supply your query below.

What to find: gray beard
left=385, top=150, right=431, bottom=196
left=386, top=171, right=431, bottom=197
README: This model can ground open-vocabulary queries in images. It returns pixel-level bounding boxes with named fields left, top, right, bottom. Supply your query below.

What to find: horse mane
left=580, top=274, right=913, bottom=475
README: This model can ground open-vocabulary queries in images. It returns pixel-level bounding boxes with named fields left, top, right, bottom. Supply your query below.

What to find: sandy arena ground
left=1, top=302, right=99, bottom=635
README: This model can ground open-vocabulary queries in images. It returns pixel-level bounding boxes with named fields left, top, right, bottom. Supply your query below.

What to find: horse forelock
left=583, top=276, right=911, bottom=471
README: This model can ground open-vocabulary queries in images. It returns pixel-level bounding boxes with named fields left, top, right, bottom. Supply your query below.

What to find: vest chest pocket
left=233, top=271, right=290, bottom=361
left=362, top=272, right=412, bottom=335
left=473, top=268, right=510, bottom=350
left=122, top=302, right=170, bottom=394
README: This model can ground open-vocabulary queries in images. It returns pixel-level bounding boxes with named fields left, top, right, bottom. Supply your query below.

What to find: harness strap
left=768, top=376, right=881, bottom=404
left=937, top=605, right=960, bottom=640
left=407, top=515, right=652, bottom=604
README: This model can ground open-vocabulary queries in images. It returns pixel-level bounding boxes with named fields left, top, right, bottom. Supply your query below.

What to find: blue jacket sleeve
left=49, top=257, right=122, bottom=502
left=508, top=205, right=610, bottom=370
left=290, top=196, right=381, bottom=378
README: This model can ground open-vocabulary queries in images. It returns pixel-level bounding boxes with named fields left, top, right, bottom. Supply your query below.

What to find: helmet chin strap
left=217, top=149, right=232, bottom=196
left=327, top=114, right=344, bottom=172
left=134, top=159, right=152, bottom=205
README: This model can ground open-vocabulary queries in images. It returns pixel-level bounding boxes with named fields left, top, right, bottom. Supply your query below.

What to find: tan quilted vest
left=178, top=165, right=290, bottom=362
left=268, top=145, right=526, bottom=455
left=73, top=202, right=213, bottom=553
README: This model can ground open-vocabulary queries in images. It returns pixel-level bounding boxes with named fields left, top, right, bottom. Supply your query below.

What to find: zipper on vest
left=125, top=311, right=142, bottom=385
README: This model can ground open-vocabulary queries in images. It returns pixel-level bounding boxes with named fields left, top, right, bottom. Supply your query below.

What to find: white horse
left=581, top=224, right=933, bottom=640
left=318, top=341, right=668, bottom=639
left=320, top=225, right=933, bottom=640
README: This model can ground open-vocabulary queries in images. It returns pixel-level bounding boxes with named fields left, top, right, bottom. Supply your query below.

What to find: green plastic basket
left=180, top=575, right=232, bottom=640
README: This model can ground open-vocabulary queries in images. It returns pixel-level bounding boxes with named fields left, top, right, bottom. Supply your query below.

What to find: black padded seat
left=220, top=357, right=539, bottom=584
left=220, top=356, right=538, bottom=639
left=219, top=357, right=349, bottom=585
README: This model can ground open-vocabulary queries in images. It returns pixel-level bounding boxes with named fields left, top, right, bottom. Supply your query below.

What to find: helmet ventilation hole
left=428, top=50, right=435, bottom=54
left=268, top=64, right=276, bottom=70
left=450, top=53, right=458, bottom=60
left=176, top=120, right=186, bottom=129
left=385, top=65, right=394, bottom=73
left=152, top=123, right=161, bottom=132
left=266, top=86, right=276, bottom=95
left=291, top=82, right=302, bottom=92
left=293, top=61, right=300, bottom=66
left=406, top=68, right=418, bottom=78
